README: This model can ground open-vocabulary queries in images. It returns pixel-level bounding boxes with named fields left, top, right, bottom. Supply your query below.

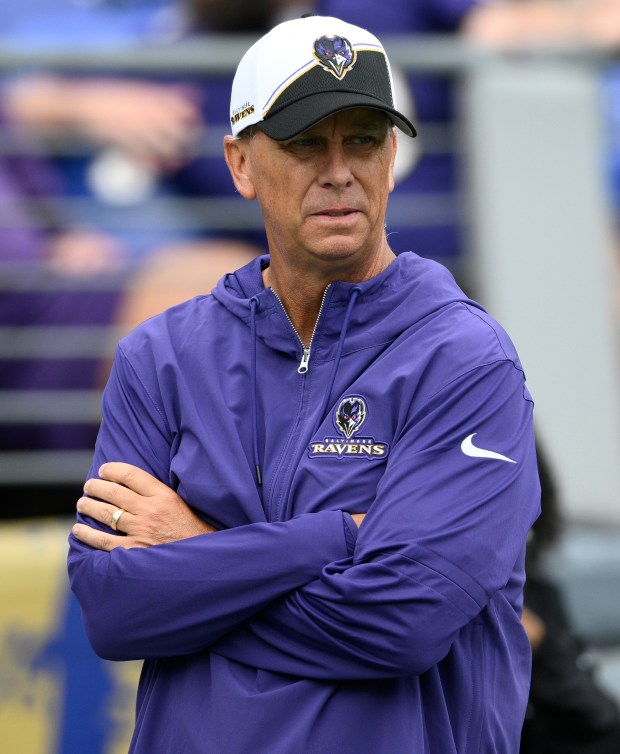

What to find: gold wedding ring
left=110, top=507, right=126, bottom=531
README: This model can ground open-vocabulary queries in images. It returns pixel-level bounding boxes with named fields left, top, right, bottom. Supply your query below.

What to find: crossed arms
left=68, top=348, right=540, bottom=680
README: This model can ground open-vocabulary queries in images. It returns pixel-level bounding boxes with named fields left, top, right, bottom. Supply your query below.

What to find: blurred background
left=2, top=1, right=620, bottom=752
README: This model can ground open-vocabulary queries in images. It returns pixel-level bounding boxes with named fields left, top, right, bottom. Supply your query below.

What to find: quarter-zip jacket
left=68, top=252, right=540, bottom=754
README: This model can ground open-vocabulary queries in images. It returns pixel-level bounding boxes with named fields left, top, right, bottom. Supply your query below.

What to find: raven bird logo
left=335, top=396, right=367, bottom=439
left=313, top=34, right=356, bottom=79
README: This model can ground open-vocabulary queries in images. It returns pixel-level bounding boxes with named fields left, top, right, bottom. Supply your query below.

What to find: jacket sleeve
left=211, top=359, right=541, bottom=679
left=68, top=345, right=355, bottom=661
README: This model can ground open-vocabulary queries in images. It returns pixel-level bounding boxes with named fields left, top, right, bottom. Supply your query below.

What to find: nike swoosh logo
left=461, top=433, right=517, bottom=464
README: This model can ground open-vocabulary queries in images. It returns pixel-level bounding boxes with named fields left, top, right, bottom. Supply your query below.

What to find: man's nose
left=318, top=144, right=353, bottom=188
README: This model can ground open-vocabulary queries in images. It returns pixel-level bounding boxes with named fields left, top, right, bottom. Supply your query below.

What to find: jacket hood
left=212, top=252, right=478, bottom=359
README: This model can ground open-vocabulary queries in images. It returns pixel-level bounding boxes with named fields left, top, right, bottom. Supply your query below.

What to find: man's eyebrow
left=350, top=117, right=391, bottom=133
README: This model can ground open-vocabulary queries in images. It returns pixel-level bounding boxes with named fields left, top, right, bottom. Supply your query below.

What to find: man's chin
left=306, top=246, right=364, bottom=269
left=306, top=234, right=367, bottom=261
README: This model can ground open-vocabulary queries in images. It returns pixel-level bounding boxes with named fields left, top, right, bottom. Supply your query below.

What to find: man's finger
left=77, top=496, right=132, bottom=533
left=98, top=462, right=165, bottom=497
left=72, top=523, right=133, bottom=551
left=83, top=477, right=141, bottom=512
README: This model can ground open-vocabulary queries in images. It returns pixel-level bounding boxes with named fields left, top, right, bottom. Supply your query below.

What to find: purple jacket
left=68, top=252, right=540, bottom=753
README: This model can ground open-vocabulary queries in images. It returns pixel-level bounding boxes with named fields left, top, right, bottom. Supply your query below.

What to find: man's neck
left=262, top=246, right=396, bottom=345
left=261, top=264, right=323, bottom=344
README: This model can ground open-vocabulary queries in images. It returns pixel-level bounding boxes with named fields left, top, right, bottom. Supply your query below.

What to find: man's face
left=231, top=108, right=397, bottom=275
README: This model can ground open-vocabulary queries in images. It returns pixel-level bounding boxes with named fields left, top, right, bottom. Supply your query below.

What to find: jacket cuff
left=342, top=512, right=359, bottom=554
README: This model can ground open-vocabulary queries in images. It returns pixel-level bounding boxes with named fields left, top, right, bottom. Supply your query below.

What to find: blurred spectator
left=0, top=1, right=248, bottom=457
left=520, top=442, right=620, bottom=754
left=0, top=106, right=124, bottom=452
left=0, top=0, right=313, bottom=462
left=0, top=0, right=318, bottom=330
left=462, top=0, right=620, bottom=50
left=0, top=0, right=312, bottom=255
left=1, top=0, right=218, bottom=262
left=0, top=104, right=124, bottom=274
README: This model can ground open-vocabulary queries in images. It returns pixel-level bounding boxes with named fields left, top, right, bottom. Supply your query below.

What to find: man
left=69, top=15, right=540, bottom=753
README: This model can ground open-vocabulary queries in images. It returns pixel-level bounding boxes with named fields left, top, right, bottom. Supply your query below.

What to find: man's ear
left=388, top=128, right=397, bottom=194
left=224, top=135, right=257, bottom=201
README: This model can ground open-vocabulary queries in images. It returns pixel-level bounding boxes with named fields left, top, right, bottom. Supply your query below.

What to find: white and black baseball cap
left=229, top=14, right=417, bottom=140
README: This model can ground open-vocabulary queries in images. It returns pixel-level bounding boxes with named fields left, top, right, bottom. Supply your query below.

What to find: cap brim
left=257, top=91, right=417, bottom=140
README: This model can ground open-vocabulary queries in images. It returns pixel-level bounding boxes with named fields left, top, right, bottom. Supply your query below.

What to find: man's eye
left=291, top=138, right=317, bottom=148
left=348, top=135, right=377, bottom=147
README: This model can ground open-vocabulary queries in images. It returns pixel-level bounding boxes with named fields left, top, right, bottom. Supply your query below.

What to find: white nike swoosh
left=461, top=433, right=517, bottom=464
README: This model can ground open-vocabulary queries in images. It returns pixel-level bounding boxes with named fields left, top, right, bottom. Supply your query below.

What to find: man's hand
left=72, top=462, right=216, bottom=551
left=521, top=605, right=546, bottom=651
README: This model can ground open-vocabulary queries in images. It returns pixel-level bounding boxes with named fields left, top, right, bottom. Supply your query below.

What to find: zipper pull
left=298, top=347, right=310, bottom=374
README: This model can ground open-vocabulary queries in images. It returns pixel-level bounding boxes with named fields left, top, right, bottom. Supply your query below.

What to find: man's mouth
left=316, top=209, right=357, bottom=217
